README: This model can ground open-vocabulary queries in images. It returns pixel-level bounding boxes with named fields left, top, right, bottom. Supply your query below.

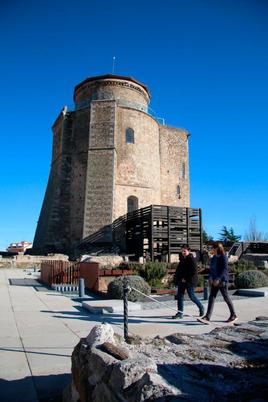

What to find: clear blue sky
left=0, top=0, right=267, bottom=250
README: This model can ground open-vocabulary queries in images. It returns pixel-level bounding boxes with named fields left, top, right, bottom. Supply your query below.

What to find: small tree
left=219, top=226, right=241, bottom=243
left=228, top=227, right=241, bottom=242
left=202, top=229, right=213, bottom=244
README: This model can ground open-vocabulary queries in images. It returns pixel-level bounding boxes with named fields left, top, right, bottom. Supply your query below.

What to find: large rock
left=86, top=322, right=115, bottom=346
left=64, top=319, right=268, bottom=402
left=80, top=254, right=123, bottom=267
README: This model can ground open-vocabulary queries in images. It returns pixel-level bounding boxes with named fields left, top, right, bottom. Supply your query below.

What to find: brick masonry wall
left=79, top=262, right=100, bottom=291
left=33, top=112, right=73, bottom=253
left=114, top=107, right=161, bottom=218
left=159, top=125, right=190, bottom=207
left=69, top=109, right=90, bottom=244
left=82, top=101, right=116, bottom=240
left=74, top=78, right=149, bottom=109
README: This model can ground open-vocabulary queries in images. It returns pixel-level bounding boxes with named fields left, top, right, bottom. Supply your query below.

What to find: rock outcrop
left=63, top=320, right=268, bottom=401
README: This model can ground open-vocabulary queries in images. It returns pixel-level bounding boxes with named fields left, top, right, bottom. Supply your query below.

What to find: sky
left=0, top=0, right=267, bottom=250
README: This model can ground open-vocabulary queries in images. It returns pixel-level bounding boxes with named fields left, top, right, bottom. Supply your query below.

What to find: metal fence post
left=123, top=276, right=130, bottom=342
left=79, top=278, right=85, bottom=298
left=203, top=276, right=209, bottom=301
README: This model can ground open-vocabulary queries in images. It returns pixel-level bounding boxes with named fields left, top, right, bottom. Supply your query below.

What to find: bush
left=229, top=259, right=256, bottom=274
left=234, top=270, right=268, bottom=289
left=197, top=275, right=205, bottom=288
left=166, top=262, right=179, bottom=270
left=136, top=262, right=167, bottom=287
left=107, top=275, right=151, bottom=302
left=118, top=262, right=143, bottom=271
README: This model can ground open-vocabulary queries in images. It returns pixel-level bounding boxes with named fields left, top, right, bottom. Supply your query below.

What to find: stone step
left=82, top=299, right=142, bottom=314
left=237, top=287, right=268, bottom=297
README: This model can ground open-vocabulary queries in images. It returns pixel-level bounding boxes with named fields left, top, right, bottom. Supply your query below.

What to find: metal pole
left=167, top=206, right=171, bottom=263
left=123, top=276, right=129, bottom=342
left=79, top=278, right=85, bottom=298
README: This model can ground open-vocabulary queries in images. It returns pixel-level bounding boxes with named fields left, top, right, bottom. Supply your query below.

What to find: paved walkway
left=0, top=268, right=267, bottom=401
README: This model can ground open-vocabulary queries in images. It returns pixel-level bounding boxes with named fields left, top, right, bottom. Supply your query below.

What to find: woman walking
left=198, top=241, right=238, bottom=324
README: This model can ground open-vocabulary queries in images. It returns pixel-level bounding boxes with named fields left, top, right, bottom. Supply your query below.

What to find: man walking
left=173, top=244, right=204, bottom=319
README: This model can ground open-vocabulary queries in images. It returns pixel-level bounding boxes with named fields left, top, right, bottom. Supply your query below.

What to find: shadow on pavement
left=8, top=278, right=50, bottom=292
left=0, top=346, right=72, bottom=358
left=40, top=307, right=204, bottom=326
left=0, top=373, right=70, bottom=402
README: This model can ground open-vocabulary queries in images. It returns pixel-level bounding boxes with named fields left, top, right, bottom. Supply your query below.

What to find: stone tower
left=33, top=74, right=190, bottom=254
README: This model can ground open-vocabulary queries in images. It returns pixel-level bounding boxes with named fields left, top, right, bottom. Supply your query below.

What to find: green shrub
left=118, top=262, right=143, bottom=271
left=197, top=275, right=205, bottom=288
left=234, top=270, right=268, bottom=289
left=107, top=275, right=151, bottom=302
left=229, top=259, right=256, bottom=274
left=166, top=262, right=179, bottom=270
left=136, top=262, right=167, bottom=287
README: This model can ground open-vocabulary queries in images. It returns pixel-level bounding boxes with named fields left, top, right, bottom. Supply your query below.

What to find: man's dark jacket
left=174, top=254, right=198, bottom=287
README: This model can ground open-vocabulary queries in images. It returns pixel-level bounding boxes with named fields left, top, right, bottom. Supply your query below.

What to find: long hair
left=212, top=241, right=225, bottom=255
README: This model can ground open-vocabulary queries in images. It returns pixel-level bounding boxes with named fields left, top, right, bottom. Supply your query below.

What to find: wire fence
left=122, top=278, right=210, bottom=342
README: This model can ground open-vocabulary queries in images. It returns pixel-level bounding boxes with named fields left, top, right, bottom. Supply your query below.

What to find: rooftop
left=74, top=73, right=150, bottom=97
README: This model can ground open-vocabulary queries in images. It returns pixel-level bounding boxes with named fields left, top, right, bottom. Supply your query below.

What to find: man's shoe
left=172, top=312, right=183, bottom=319
left=199, top=310, right=205, bottom=317
left=226, top=315, right=238, bottom=323
left=197, top=315, right=210, bottom=325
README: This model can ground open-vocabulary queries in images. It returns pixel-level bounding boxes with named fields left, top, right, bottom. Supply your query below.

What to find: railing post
left=79, top=278, right=85, bottom=298
left=123, top=276, right=130, bottom=342
left=203, top=276, right=209, bottom=301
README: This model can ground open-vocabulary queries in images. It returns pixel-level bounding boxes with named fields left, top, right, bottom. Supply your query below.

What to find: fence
left=41, top=260, right=80, bottom=286
left=40, top=260, right=134, bottom=291
left=77, top=204, right=202, bottom=261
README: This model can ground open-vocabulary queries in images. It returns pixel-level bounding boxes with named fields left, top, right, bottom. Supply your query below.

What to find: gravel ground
left=140, top=290, right=248, bottom=310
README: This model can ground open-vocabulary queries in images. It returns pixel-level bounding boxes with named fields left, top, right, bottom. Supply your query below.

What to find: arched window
left=126, top=128, right=134, bottom=144
left=176, top=185, right=181, bottom=199
left=182, top=162, right=186, bottom=179
left=127, top=196, right=138, bottom=213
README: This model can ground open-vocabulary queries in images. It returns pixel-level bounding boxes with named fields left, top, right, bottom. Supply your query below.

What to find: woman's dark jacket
left=174, top=254, right=198, bottom=287
left=209, top=254, right=228, bottom=281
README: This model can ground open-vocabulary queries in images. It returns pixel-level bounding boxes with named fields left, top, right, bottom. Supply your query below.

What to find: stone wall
left=69, top=108, right=90, bottom=245
left=114, top=107, right=161, bottom=218
left=33, top=112, right=73, bottom=253
left=159, top=125, right=190, bottom=207
left=83, top=100, right=116, bottom=241
left=242, top=253, right=268, bottom=268
left=74, top=76, right=149, bottom=110
left=0, top=254, right=69, bottom=269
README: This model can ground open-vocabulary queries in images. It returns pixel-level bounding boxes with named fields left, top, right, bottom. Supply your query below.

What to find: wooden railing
left=41, top=260, right=80, bottom=285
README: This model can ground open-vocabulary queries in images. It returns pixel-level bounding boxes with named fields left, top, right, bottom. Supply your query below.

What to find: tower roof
left=74, top=74, right=150, bottom=98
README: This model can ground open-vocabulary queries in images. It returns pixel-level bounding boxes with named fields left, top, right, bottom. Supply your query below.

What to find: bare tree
left=244, top=217, right=268, bottom=241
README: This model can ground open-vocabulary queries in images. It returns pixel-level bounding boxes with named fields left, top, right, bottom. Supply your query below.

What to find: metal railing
left=66, top=98, right=165, bottom=125
left=122, top=277, right=210, bottom=342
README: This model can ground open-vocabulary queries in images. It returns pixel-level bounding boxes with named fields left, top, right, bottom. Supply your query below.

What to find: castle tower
left=33, top=74, right=190, bottom=254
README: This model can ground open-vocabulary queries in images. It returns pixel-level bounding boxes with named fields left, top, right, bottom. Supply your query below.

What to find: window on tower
left=126, top=128, right=134, bottom=144
left=177, top=185, right=181, bottom=199
left=182, top=162, right=186, bottom=179
left=127, top=196, right=138, bottom=213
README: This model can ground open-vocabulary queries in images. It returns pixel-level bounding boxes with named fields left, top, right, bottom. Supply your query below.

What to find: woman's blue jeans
left=177, top=282, right=204, bottom=316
